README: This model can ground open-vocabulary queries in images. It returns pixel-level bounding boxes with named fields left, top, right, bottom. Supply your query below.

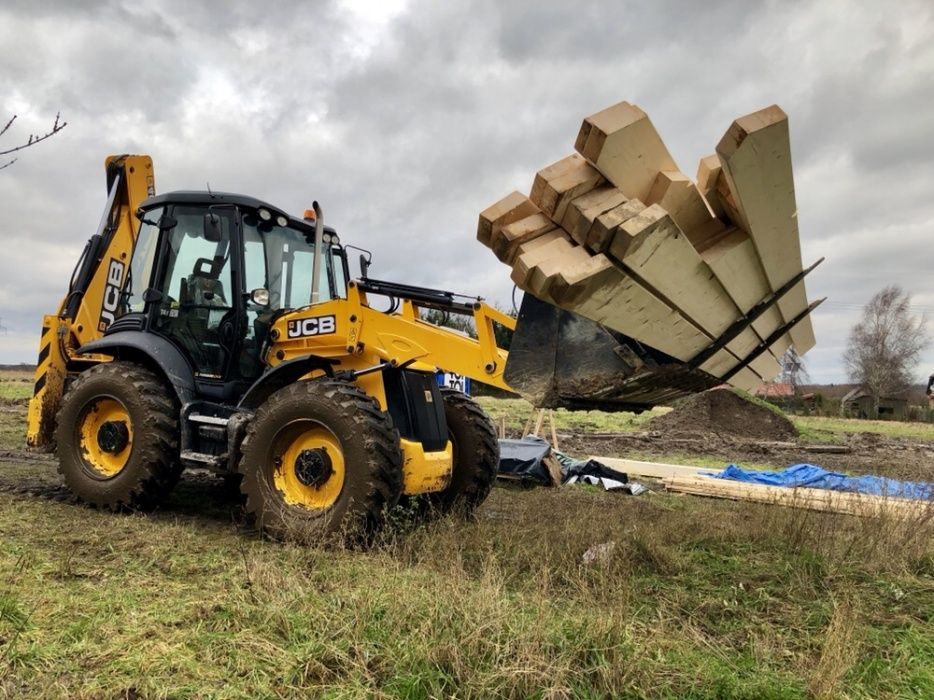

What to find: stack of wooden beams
left=478, top=101, right=819, bottom=391
left=662, top=475, right=933, bottom=521
left=591, top=457, right=931, bottom=520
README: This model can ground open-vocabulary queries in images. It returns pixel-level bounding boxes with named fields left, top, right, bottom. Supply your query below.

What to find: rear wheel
left=238, top=379, right=404, bottom=542
left=410, top=389, right=499, bottom=518
left=55, top=361, right=181, bottom=511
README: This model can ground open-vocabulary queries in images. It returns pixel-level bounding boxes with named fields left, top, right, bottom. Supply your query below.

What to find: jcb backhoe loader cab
left=28, top=156, right=512, bottom=541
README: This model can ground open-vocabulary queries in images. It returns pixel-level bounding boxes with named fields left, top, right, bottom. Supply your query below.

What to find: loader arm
left=266, top=278, right=516, bottom=404
left=27, top=155, right=155, bottom=447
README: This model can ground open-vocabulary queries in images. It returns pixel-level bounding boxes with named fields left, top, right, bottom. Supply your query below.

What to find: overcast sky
left=1, top=0, right=932, bottom=383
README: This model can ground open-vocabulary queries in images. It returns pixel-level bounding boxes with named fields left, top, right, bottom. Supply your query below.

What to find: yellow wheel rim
left=273, top=425, right=345, bottom=510
left=78, top=398, right=133, bottom=478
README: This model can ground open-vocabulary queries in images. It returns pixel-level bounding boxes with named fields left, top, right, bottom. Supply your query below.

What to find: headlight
left=258, top=208, right=271, bottom=221
left=276, top=215, right=287, bottom=227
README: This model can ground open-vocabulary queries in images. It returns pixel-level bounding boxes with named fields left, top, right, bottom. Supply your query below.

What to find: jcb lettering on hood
left=287, top=315, right=337, bottom=338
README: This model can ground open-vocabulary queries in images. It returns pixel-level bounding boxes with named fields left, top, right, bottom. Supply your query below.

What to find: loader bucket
left=504, top=295, right=719, bottom=412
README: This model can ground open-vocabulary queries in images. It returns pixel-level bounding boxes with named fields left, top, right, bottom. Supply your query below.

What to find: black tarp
left=497, top=436, right=646, bottom=493
left=497, top=436, right=553, bottom=485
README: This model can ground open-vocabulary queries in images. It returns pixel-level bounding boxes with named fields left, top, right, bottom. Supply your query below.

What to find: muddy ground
left=4, top=423, right=931, bottom=499
left=2, top=386, right=933, bottom=494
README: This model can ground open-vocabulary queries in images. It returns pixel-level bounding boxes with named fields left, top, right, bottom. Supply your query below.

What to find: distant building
left=840, top=386, right=908, bottom=420
left=755, top=382, right=794, bottom=400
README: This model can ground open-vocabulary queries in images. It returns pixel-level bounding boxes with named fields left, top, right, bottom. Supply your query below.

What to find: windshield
left=242, top=212, right=342, bottom=311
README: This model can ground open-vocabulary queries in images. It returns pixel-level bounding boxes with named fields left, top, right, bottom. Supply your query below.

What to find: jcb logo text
left=287, top=315, right=337, bottom=338
left=98, top=259, right=126, bottom=331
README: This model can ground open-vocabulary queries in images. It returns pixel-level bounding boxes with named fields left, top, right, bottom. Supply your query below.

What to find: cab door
left=147, top=205, right=245, bottom=395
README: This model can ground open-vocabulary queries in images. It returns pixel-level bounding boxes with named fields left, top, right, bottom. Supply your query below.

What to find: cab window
left=241, top=214, right=336, bottom=310
left=151, top=206, right=236, bottom=376
left=125, top=207, right=163, bottom=313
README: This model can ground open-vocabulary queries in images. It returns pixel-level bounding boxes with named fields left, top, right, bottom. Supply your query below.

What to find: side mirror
left=203, top=213, right=222, bottom=242
left=142, top=288, right=163, bottom=304
left=359, top=253, right=371, bottom=279
left=250, top=288, right=270, bottom=306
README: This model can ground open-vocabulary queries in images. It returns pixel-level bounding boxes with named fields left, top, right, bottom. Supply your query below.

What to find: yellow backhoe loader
left=25, top=133, right=818, bottom=540
left=27, top=155, right=516, bottom=539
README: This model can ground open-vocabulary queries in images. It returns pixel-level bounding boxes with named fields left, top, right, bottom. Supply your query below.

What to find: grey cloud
left=1, top=0, right=933, bottom=383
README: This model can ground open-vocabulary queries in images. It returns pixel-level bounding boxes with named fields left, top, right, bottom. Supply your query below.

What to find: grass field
left=0, top=371, right=30, bottom=402
left=795, top=415, right=934, bottom=443
left=475, top=395, right=934, bottom=445
left=474, top=396, right=671, bottom=435
left=1, top=372, right=933, bottom=698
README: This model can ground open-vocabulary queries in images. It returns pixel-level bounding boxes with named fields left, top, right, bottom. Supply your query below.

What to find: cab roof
left=138, top=190, right=337, bottom=235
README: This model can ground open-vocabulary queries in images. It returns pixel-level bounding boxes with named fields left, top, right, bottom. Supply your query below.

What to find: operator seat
left=186, top=273, right=228, bottom=307
left=177, top=259, right=230, bottom=373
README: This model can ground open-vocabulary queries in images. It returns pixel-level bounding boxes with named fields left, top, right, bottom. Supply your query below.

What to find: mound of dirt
left=648, top=388, right=797, bottom=441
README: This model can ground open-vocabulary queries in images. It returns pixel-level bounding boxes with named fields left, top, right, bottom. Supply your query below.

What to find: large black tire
left=54, top=361, right=181, bottom=511
left=414, top=389, right=499, bottom=517
left=238, top=379, right=404, bottom=543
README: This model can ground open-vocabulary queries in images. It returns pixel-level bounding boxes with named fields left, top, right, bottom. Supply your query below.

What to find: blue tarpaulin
left=715, top=463, right=933, bottom=501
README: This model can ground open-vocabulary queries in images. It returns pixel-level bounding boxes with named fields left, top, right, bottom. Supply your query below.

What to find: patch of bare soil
left=647, top=388, right=797, bottom=441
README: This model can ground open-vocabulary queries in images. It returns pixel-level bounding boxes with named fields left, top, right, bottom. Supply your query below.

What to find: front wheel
left=238, top=379, right=404, bottom=542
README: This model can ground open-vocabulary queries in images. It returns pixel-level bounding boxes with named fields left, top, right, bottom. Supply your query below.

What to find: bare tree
left=843, top=285, right=928, bottom=414
left=0, top=113, right=67, bottom=170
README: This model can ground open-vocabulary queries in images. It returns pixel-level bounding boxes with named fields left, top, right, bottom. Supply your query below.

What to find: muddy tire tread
left=238, top=379, right=403, bottom=540
left=54, top=361, right=181, bottom=511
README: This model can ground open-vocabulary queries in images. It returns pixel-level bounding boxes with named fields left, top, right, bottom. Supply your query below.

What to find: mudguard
left=78, top=331, right=197, bottom=404
left=237, top=356, right=336, bottom=409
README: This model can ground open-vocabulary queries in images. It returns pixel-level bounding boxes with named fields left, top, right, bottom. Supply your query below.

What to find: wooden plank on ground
left=530, top=154, right=605, bottom=222
left=589, top=457, right=721, bottom=479
left=663, top=475, right=933, bottom=520
left=716, top=106, right=815, bottom=354
left=478, top=191, right=540, bottom=248
left=575, top=101, right=679, bottom=202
